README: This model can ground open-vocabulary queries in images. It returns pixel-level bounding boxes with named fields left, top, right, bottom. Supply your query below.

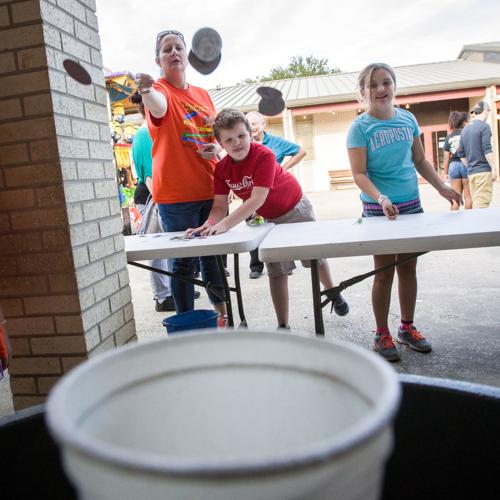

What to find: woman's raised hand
left=196, top=143, right=221, bottom=161
left=135, top=73, right=155, bottom=94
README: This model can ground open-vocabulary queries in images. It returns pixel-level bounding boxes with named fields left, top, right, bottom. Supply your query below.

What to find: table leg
left=311, top=259, right=325, bottom=336
left=233, top=253, right=247, bottom=327
left=216, top=255, right=234, bottom=327
left=129, top=260, right=246, bottom=328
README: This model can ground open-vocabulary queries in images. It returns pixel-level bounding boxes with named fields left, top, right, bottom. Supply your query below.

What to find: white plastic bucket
left=46, top=331, right=400, bottom=500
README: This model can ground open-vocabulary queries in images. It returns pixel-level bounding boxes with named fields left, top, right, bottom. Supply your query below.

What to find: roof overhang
left=289, top=86, right=492, bottom=115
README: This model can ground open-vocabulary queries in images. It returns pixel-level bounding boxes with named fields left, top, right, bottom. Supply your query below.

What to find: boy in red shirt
left=187, top=108, right=349, bottom=329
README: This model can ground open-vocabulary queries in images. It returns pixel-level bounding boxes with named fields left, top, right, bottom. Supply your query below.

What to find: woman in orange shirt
left=135, top=30, right=225, bottom=316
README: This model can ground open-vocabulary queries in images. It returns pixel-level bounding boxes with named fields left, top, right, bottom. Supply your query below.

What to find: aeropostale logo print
left=369, top=126, right=413, bottom=152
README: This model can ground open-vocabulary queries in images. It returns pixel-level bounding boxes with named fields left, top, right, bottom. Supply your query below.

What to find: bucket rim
left=46, top=331, right=401, bottom=477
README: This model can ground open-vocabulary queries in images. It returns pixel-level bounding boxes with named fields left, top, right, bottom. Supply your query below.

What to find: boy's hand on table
left=185, top=223, right=210, bottom=238
left=202, top=220, right=229, bottom=236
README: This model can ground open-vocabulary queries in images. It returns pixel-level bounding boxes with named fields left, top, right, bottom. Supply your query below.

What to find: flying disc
left=258, top=96, right=285, bottom=116
left=191, top=27, right=222, bottom=62
left=257, top=86, right=282, bottom=100
left=63, top=59, right=92, bottom=85
left=188, top=50, right=222, bottom=75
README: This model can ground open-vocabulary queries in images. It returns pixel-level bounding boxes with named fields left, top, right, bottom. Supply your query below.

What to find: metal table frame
left=125, top=223, right=274, bottom=328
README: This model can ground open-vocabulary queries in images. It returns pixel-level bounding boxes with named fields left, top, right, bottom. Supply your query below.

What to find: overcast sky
left=95, top=0, right=500, bottom=90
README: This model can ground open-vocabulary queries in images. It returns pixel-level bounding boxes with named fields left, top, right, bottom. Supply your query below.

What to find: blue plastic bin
left=162, top=309, right=219, bottom=334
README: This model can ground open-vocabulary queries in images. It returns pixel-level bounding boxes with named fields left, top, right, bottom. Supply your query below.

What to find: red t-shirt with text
left=214, top=142, right=302, bottom=219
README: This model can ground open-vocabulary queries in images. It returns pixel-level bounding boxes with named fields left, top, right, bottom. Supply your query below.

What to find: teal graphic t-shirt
left=347, top=107, right=420, bottom=203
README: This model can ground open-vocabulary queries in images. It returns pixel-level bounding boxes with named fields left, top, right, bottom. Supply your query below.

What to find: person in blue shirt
left=247, top=110, right=307, bottom=169
left=245, top=111, right=307, bottom=279
left=347, top=62, right=461, bottom=362
left=457, top=100, right=498, bottom=208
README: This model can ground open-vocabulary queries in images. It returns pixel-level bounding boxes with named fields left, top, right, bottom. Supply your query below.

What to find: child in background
left=187, top=108, right=349, bottom=329
left=347, top=63, right=461, bottom=362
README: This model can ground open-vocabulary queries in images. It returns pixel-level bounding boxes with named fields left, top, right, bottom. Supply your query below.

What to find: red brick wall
left=0, top=0, right=136, bottom=410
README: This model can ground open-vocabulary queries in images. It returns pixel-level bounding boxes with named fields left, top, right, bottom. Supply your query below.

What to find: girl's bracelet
left=377, top=194, right=389, bottom=205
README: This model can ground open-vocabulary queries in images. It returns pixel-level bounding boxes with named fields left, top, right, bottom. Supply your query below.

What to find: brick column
left=0, top=0, right=136, bottom=410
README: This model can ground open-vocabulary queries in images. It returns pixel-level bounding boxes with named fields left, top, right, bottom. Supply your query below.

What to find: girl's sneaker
left=374, top=332, right=400, bottom=362
left=397, top=326, right=432, bottom=353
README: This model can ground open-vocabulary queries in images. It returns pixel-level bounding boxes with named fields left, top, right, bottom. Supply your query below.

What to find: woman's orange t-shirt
left=146, top=79, right=217, bottom=204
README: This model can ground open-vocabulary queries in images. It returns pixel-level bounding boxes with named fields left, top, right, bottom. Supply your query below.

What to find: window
left=266, top=121, right=284, bottom=137
left=432, top=130, right=447, bottom=175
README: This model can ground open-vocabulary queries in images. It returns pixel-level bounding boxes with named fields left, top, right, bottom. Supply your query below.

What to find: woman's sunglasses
left=155, top=30, right=185, bottom=55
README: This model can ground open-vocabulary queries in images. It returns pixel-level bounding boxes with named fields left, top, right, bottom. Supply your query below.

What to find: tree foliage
left=242, top=55, right=341, bottom=84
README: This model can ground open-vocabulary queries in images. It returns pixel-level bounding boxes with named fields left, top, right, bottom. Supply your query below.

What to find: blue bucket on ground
left=162, top=309, right=219, bottom=334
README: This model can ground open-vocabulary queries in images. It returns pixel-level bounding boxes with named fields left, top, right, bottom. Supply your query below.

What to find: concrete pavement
left=2, top=182, right=499, bottom=415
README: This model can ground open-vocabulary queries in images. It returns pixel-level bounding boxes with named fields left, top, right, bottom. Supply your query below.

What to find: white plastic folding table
left=125, top=222, right=274, bottom=327
left=259, top=208, right=500, bottom=335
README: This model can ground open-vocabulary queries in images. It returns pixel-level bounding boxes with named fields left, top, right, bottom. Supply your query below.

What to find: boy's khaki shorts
left=265, top=195, right=326, bottom=277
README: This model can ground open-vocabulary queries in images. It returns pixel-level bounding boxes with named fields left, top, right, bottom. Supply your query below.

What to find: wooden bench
left=328, top=169, right=355, bottom=190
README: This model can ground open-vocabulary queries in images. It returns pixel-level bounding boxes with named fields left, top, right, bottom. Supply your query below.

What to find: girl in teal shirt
left=347, top=63, right=461, bottom=362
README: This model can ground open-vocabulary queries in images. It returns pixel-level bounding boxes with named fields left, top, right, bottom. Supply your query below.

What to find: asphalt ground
left=1, top=182, right=499, bottom=415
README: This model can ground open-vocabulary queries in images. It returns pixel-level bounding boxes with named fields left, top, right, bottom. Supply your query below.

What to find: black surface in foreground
left=1, top=375, right=498, bottom=499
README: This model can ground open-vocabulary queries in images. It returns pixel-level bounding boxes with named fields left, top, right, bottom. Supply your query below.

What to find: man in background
left=457, top=100, right=497, bottom=208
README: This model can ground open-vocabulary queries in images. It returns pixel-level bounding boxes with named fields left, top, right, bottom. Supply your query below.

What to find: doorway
left=420, top=125, right=448, bottom=176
